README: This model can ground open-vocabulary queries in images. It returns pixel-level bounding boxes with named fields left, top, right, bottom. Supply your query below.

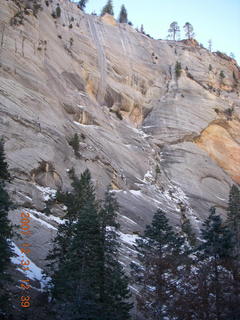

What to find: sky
left=85, top=0, right=240, bottom=64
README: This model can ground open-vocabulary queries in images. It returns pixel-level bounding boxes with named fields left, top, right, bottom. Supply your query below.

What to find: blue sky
left=85, top=0, right=240, bottom=64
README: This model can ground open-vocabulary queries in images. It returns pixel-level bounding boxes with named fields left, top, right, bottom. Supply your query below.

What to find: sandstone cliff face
left=0, top=0, right=240, bottom=267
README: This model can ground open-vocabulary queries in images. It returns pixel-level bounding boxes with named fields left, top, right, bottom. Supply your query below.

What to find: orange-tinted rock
left=196, top=121, right=240, bottom=183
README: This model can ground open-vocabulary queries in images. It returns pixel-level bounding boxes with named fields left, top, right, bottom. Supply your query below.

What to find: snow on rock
left=11, top=242, right=51, bottom=290
left=25, top=209, right=57, bottom=230
left=35, top=186, right=57, bottom=201
left=120, top=215, right=138, bottom=225
left=27, top=209, right=66, bottom=225
left=129, top=190, right=143, bottom=197
left=119, top=231, right=139, bottom=246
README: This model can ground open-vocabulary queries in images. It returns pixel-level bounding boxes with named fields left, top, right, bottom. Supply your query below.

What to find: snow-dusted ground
left=119, top=231, right=139, bottom=246
left=27, top=210, right=57, bottom=230
left=27, top=209, right=66, bottom=225
left=35, top=186, right=57, bottom=201
left=11, top=242, right=51, bottom=290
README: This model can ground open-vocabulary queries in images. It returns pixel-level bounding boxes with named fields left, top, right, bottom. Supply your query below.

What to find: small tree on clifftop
left=183, top=22, right=195, bottom=39
left=78, top=0, right=88, bottom=11
left=118, top=4, right=128, bottom=23
left=101, top=0, right=114, bottom=16
left=168, top=21, right=180, bottom=41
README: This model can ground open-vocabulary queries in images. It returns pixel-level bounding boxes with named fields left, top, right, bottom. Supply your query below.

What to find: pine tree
left=183, top=22, right=195, bottom=39
left=0, top=139, right=14, bottom=317
left=227, top=185, right=240, bottom=319
left=170, top=207, right=236, bottom=320
left=131, top=209, right=184, bottom=319
left=56, top=4, right=61, bottom=18
left=69, top=133, right=80, bottom=157
left=0, top=138, right=11, bottom=181
left=78, top=0, right=88, bottom=11
left=99, top=188, right=132, bottom=320
left=168, top=21, right=180, bottom=41
left=47, top=175, right=132, bottom=319
left=101, top=0, right=114, bottom=17
left=199, top=207, right=234, bottom=319
left=175, top=61, right=182, bottom=79
left=227, top=185, right=240, bottom=258
left=118, top=4, right=128, bottom=23
left=47, top=169, right=103, bottom=319
left=181, top=217, right=197, bottom=247
left=208, top=39, right=213, bottom=52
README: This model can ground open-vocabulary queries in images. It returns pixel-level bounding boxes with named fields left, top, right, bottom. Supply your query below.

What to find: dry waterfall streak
left=87, top=16, right=107, bottom=105
left=119, top=26, right=133, bottom=86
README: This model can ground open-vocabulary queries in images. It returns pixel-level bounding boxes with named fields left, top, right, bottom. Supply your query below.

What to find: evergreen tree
left=118, top=4, right=128, bottom=23
left=0, top=138, right=11, bottom=181
left=181, top=217, right=197, bottom=247
left=101, top=0, right=114, bottom=17
left=227, top=185, right=240, bottom=319
left=183, top=22, right=195, bottom=39
left=0, top=139, right=14, bottom=317
left=47, top=175, right=132, bottom=319
left=170, top=207, right=236, bottom=320
left=168, top=21, right=180, bottom=41
left=199, top=207, right=235, bottom=319
left=69, top=133, right=80, bottom=157
left=56, top=4, right=61, bottom=18
left=99, top=188, right=132, bottom=320
left=227, top=185, right=240, bottom=258
left=131, top=209, right=184, bottom=319
left=78, top=0, right=88, bottom=11
left=208, top=39, right=213, bottom=52
left=175, top=61, right=182, bottom=79
left=47, top=169, right=102, bottom=319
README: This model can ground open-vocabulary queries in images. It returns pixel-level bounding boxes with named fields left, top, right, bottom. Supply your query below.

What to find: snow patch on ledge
left=27, top=209, right=66, bottom=226
left=11, top=242, right=51, bottom=290
left=35, top=186, right=57, bottom=201
left=120, top=215, right=138, bottom=225
left=129, top=190, right=143, bottom=197
left=25, top=209, right=57, bottom=230
left=119, top=232, right=139, bottom=246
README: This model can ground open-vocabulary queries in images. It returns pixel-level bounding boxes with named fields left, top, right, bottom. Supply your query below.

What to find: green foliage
left=118, top=5, right=128, bottom=23
left=168, top=21, right=180, bottom=41
left=131, top=209, right=184, bottom=319
left=183, top=22, right=194, bottom=39
left=175, top=61, right=182, bottom=79
left=220, top=70, right=225, bottom=79
left=68, top=133, right=80, bottom=157
left=155, top=164, right=161, bottom=175
left=181, top=217, right=196, bottom=246
left=101, top=0, right=114, bottom=16
left=56, top=5, right=61, bottom=18
left=47, top=171, right=132, bottom=319
left=0, top=139, right=10, bottom=182
left=200, top=207, right=233, bottom=259
left=227, top=185, right=240, bottom=258
left=233, top=71, right=238, bottom=82
left=224, top=107, right=234, bottom=118
left=0, top=139, right=14, bottom=316
left=78, top=0, right=88, bottom=11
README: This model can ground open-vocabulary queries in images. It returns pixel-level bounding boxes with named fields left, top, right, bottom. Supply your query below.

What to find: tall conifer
left=0, top=138, right=14, bottom=317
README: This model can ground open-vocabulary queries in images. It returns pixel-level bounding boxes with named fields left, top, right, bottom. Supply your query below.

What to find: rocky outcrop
left=0, top=0, right=240, bottom=272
